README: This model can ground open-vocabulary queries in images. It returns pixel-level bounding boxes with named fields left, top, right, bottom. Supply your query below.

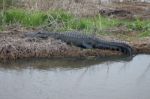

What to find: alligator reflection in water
left=0, top=55, right=150, bottom=99
left=0, top=56, right=132, bottom=70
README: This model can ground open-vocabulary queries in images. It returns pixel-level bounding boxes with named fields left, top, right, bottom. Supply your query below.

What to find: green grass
left=126, top=19, right=150, bottom=37
left=3, top=8, right=47, bottom=27
left=0, top=11, right=3, bottom=25
left=139, top=31, right=150, bottom=37
left=127, top=19, right=150, bottom=31
left=0, top=8, right=120, bottom=30
left=0, top=8, right=150, bottom=37
left=44, top=10, right=120, bottom=33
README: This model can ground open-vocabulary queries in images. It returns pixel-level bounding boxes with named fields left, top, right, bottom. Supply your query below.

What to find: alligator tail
left=96, top=41, right=133, bottom=56
left=110, top=42, right=133, bottom=56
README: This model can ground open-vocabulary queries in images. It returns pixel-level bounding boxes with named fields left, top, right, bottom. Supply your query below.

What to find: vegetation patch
left=0, top=8, right=150, bottom=37
left=2, top=8, right=47, bottom=27
left=125, top=19, right=150, bottom=37
left=127, top=19, right=150, bottom=31
left=0, top=8, right=121, bottom=32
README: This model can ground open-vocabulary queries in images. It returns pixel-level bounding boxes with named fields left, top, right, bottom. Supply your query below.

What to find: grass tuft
left=3, top=8, right=47, bottom=27
left=127, top=19, right=150, bottom=31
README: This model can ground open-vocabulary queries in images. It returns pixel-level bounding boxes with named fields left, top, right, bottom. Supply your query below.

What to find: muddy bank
left=131, top=39, right=150, bottom=54
left=0, top=30, right=149, bottom=60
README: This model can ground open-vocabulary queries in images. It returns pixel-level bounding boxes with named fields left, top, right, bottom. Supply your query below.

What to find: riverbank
left=0, top=2, right=149, bottom=60
left=0, top=29, right=149, bottom=60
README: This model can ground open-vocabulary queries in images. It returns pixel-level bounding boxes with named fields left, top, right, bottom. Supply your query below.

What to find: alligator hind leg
left=81, top=42, right=93, bottom=49
left=95, top=44, right=110, bottom=49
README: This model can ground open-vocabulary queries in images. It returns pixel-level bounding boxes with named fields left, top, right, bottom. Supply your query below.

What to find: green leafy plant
left=127, top=19, right=150, bottom=31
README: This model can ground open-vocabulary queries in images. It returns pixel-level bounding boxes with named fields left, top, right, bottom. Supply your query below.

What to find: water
left=0, top=54, right=150, bottom=99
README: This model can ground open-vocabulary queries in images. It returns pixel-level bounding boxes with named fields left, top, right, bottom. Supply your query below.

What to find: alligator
left=24, top=31, right=133, bottom=56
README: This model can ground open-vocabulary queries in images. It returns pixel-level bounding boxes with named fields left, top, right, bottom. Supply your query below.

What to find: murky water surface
left=0, top=54, right=150, bottom=99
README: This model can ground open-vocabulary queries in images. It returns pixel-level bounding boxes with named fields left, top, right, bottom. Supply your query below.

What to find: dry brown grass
left=18, top=0, right=150, bottom=17
left=0, top=35, right=122, bottom=60
left=0, top=36, right=68, bottom=60
left=21, top=0, right=100, bottom=16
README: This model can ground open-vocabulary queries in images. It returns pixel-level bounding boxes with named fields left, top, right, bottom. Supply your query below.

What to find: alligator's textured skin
left=24, top=31, right=133, bottom=56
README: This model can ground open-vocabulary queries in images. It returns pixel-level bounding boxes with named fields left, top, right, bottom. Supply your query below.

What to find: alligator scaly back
left=24, top=31, right=133, bottom=56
